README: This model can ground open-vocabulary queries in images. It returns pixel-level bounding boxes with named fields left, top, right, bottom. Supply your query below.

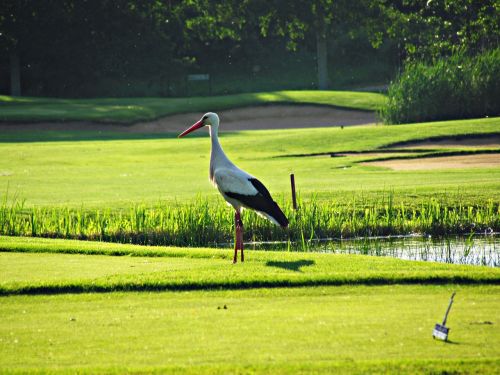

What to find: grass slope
left=1, top=237, right=499, bottom=295
left=0, top=90, right=386, bottom=123
left=0, top=117, right=498, bottom=208
left=1, top=285, right=499, bottom=373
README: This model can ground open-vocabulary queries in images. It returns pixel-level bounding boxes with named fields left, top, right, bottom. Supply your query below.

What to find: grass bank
left=1, top=237, right=499, bottom=295
left=1, top=285, right=499, bottom=373
left=0, top=90, right=386, bottom=123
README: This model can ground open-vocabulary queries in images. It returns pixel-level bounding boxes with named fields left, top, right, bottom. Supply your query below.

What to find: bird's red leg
left=239, top=215, right=244, bottom=263
left=233, top=210, right=244, bottom=263
left=233, top=211, right=239, bottom=263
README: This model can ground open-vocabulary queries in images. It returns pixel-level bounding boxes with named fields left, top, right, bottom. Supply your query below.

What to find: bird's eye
left=202, top=116, right=208, bottom=120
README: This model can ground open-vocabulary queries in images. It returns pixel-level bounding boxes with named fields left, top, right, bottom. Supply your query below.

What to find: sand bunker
left=0, top=105, right=376, bottom=133
left=364, top=153, right=500, bottom=170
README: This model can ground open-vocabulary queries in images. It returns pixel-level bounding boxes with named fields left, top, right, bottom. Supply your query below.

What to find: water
left=245, top=234, right=500, bottom=267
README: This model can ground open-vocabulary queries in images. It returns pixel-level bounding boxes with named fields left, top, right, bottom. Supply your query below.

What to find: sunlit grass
left=0, top=117, right=498, bottom=209
left=1, top=237, right=499, bottom=295
left=1, top=284, right=499, bottom=373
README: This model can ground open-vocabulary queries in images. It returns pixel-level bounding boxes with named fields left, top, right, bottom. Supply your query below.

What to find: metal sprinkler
left=433, top=292, right=456, bottom=341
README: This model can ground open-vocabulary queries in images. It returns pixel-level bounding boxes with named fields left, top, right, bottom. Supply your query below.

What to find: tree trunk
left=10, top=51, right=21, bottom=96
left=316, top=18, right=329, bottom=90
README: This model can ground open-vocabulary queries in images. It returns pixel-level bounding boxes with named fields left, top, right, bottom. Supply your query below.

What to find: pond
left=243, top=234, right=499, bottom=267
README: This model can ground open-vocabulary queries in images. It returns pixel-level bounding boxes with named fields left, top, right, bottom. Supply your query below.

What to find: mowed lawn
left=0, top=117, right=499, bottom=208
left=1, top=285, right=499, bottom=374
left=1, top=236, right=500, bottom=294
left=0, top=90, right=386, bottom=123
left=0, top=237, right=499, bottom=373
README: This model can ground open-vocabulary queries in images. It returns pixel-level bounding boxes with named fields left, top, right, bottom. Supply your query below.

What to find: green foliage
left=383, top=0, right=500, bottom=61
left=1, top=0, right=498, bottom=96
left=0, top=0, right=393, bottom=97
left=380, top=49, right=500, bottom=124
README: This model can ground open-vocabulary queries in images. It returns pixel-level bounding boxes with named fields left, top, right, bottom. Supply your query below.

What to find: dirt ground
left=364, top=153, right=500, bottom=170
left=0, top=105, right=377, bottom=133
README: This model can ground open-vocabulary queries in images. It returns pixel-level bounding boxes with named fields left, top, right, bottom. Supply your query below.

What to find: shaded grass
left=0, top=285, right=499, bottom=373
left=0, top=237, right=499, bottom=295
left=0, top=90, right=386, bottom=123
left=358, top=149, right=500, bottom=163
left=380, top=132, right=500, bottom=149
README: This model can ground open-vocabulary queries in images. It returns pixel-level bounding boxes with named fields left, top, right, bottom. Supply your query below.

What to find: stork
left=178, top=112, right=288, bottom=263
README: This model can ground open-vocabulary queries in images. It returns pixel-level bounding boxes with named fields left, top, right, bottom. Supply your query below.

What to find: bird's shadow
left=265, top=259, right=315, bottom=272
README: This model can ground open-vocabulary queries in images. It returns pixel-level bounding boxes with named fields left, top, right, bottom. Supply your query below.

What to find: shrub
left=380, top=49, right=500, bottom=124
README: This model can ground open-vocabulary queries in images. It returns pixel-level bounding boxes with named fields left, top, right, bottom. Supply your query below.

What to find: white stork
left=178, top=112, right=288, bottom=263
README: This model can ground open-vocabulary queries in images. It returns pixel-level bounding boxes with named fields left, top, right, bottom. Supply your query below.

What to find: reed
left=1, top=193, right=498, bottom=248
left=381, top=48, right=500, bottom=124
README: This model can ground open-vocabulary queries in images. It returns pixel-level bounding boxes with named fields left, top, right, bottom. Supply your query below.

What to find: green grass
left=1, top=237, right=499, bottom=295
left=0, top=90, right=386, bottom=123
left=1, top=116, right=498, bottom=245
left=1, top=194, right=498, bottom=246
left=1, top=239, right=498, bottom=373
left=1, top=284, right=499, bottom=373
left=0, top=117, right=498, bottom=209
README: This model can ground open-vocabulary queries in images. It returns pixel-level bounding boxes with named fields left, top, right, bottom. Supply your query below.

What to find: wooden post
left=290, top=173, right=297, bottom=210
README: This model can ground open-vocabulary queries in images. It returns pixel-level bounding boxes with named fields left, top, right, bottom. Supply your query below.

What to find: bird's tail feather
left=263, top=202, right=288, bottom=228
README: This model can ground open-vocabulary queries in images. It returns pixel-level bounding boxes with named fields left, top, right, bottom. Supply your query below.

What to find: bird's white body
left=178, top=112, right=288, bottom=263
left=208, top=123, right=281, bottom=225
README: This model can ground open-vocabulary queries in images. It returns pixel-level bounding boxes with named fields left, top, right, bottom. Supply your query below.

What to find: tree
left=255, top=0, right=385, bottom=90
left=381, top=0, right=500, bottom=61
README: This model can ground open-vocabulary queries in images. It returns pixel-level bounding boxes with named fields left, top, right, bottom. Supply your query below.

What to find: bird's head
left=178, top=112, right=219, bottom=138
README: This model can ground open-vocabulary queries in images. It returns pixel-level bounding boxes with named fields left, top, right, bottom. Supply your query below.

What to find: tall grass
left=380, top=48, right=500, bottom=124
left=1, top=194, right=498, bottom=247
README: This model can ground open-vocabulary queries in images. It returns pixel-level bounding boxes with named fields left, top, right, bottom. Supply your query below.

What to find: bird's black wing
left=225, top=178, right=288, bottom=227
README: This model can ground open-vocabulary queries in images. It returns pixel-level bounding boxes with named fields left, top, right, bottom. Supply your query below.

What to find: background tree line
left=0, top=0, right=498, bottom=98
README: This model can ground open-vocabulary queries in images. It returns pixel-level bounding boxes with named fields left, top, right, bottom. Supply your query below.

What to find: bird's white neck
left=209, top=124, right=234, bottom=183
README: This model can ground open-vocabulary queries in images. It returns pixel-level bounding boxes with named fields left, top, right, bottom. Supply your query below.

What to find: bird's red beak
left=178, top=120, right=204, bottom=138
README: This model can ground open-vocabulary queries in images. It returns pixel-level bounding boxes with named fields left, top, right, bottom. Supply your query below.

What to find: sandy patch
left=0, top=105, right=376, bottom=133
left=395, top=135, right=500, bottom=149
left=364, top=153, right=500, bottom=170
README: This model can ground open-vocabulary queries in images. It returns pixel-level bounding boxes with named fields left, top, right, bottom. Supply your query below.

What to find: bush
left=380, top=49, right=500, bottom=124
